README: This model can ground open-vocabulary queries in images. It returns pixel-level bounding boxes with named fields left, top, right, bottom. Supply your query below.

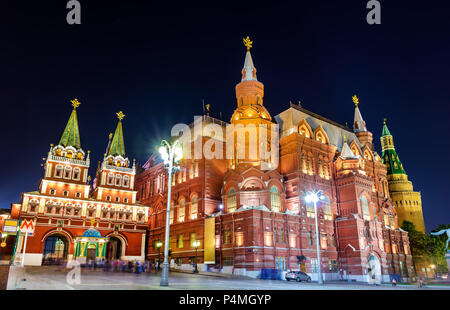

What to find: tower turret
left=381, top=119, right=425, bottom=232
left=352, top=95, right=374, bottom=150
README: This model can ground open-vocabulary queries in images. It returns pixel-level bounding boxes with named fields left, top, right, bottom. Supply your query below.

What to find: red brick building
left=12, top=101, right=149, bottom=266
left=136, top=43, right=414, bottom=282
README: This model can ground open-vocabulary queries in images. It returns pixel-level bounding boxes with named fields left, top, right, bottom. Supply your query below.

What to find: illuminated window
left=311, top=258, right=319, bottom=273
left=123, top=175, right=130, bottom=188
left=235, top=232, right=244, bottom=246
left=107, top=173, right=114, bottom=185
left=124, top=198, right=128, bottom=203
left=195, top=161, right=199, bottom=177
left=321, top=196, right=332, bottom=221
left=270, top=186, right=280, bottom=212
left=289, top=235, right=296, bottom=248
left=190, top=163, right=194, bottom=179
left=215, top=235, right=220, bottom=249
left=361, top=195, right=370, bottom=220
left=75, top=192, right=81, bottom=198
left=54, top=165, right=63, bottom=178
left=264, top=231, right=273, bottom=246
left=306, top=201, right=315, bottom=218
left=227, top=188, right=237, bottom=213
left=64, top=166, right=72, bottom=179
left=190, top=233, right=196, bottom=247
left=115, top=197, right=120, bottom=203
left=320, top=233, right=328, bottom=249
left=190, top=195, right=198, bottom=220
left=50, top=189, right=56, bottom=195
left=275, top=257, right=287, bottom=271
left=389, top=212, right=395, bottom=228
left=72, top=167, right=81, bottom=180
left=178, top=199, right=185, bottom=222
left=177, top=234, right=183, bottom=248
left=63, top=191, right=69, bottom=197
left=115, top=174, right=122, bottom=186
left=169, top=201, right=174, bottom=224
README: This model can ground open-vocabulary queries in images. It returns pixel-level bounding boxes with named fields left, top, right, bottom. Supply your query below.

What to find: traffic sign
left=20, top=220, right=35, bottom=234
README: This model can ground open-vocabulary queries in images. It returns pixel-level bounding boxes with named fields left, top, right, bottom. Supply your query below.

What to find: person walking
left=392, top=278, right=397, bottom=287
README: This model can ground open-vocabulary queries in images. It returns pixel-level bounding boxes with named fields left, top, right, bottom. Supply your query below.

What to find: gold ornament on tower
left=352, top=95, right=359, bottom=107
left=117, top=111, right=125, bottom=120
left=243, top=36, right=253, bottom=50
left=71, top=98, right=81, bottom=109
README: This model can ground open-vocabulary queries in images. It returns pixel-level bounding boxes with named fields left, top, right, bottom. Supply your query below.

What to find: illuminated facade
left=12, top=101, right=149, bottom=266
left=136, top=40, right=416, bottom=282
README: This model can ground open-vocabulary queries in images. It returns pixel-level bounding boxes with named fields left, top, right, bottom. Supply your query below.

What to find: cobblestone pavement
left=7, top=266, right=450, bottom=290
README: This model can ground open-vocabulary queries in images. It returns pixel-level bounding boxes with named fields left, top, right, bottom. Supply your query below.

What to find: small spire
left=353, top=94, right=367, bottom=133
left=241, top=36, right=257, bottom=82
left=59, top=99, right=82, bottom=149
left=381, top=118, right=391, bottom=136
left=107, top=112, right=126, bottom=157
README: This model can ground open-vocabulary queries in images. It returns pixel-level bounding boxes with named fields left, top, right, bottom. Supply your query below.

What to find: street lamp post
left=305, top=190, right=325, bottom=285
left=158, top=139, right=183, bottom=286
left=156, top=241, right=162, bottom=268
left=193, top=240, right=200, bottom=273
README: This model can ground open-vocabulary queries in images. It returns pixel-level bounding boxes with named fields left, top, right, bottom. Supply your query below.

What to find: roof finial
left=71, top=98, right=81, bottom=109
left=243, top=36, right=253, bottom=51
left=343, top=134, right=347, bottom=143
left=352, top=94, right=359, bottom=107
left=90, top=218, right=95, bottom=226
left=117, top=111, right=125, bottom=120
left=109, top=133, right=113, bottom=140
left=383, top=118, right=387, bottom=125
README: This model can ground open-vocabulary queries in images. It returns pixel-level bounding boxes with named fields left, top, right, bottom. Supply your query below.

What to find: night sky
left=2, top=1, right=449, bottom=232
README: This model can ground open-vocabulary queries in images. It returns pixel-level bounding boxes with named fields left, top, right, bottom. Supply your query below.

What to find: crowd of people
left=83, top=259, right=161, bottom=274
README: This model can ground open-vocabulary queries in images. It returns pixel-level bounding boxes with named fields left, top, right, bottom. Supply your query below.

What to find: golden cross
left=117, top=111, right=125, bottom=120
left=243, top=36, right=253, bottom=51
left=352, top=95, right=359, bottom=107
left=71, top=98, right=81, bottom=109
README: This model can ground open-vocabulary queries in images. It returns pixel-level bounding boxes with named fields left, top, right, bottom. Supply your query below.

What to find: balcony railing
left=48, top=155, right=89, bottom=166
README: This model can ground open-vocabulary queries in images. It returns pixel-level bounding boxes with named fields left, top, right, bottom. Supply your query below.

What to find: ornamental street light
left=158, top=139, right=182, bottom=286
left=193, top=240, right=200, bottom=274
left=305, top=190, right=325, bottom=285
left=156, top=241, right=162, bottom=267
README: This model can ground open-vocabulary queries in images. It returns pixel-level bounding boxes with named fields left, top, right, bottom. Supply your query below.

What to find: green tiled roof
left=108, top=119, right=125, bottom=157
left=59, top=108, right=81, bottom=149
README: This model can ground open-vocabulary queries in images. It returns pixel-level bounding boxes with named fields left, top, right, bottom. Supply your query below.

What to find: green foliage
left=428, top=224, right=450, bottom=273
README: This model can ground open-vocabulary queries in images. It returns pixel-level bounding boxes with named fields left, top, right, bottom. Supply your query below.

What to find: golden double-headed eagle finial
left=243, top=36, right=253, bottom=51
left=71, top=98, right=81, bottom=109
left=352, top=95, right=359, bottom=107
left=117, top=111, right=125, bottom=120
left=383, top=118, right=387, bottom=125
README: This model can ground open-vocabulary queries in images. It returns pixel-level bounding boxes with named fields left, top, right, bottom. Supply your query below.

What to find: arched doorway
left=367, top=254, right=382, bottom=284
left=86, top=243, right=97, bottom=262
left=42, top=234, right=69, bottom=265
left=106, top=237, right=122, bottom=260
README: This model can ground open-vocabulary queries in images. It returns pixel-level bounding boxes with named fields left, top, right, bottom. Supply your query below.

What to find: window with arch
left=306, top=200, right=315, bottom=218
left=299, top=124, right=311, bottom=138
left=227, top=188, right=237, bottom=213
left=360, top=195, right=370, bottom=220
left=270, top=186, right=280, bottom=212
left=123, top=175, right=130, bottom=188
left=321, top=196, right=332, bottom=221
left=64, top=166, right=72, bottom=179
left=55, top=165, right=63, bottom=178
left=191, top=195, right=198, bottom=219
left=115, top=174, right=122, bottom=186
left=178, top=199, right=185, bottom=222
left=301, top=153, right=307, bottom=173
left=316, top=131, right=327, bottom=144
left=169, top=201, right=174, bottom=224
left=72, top=167, right=81, bottom=180
left=107, top=173, right=114, bottom=185
left=389, top=212, right=395, bottom=228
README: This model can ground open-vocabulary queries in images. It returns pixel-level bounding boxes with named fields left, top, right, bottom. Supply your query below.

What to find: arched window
left=306, top=200, right=315, bottom=218
left=270, top=186, right=280, bottom=212
left=301, top=153, right=307, bottom=173
left=107, top=173, right=114, bottom=185
left=72, top=167, right=81, bottom=180
left=123, top=175, right=130, bottom=188
left=321, top=196, right=332, bottom=220
left=115, top=174, right=122, bottom=186
left=190, top=195, right=198, bottom=219
left=64, top=166, right=72, bottom=179
left=169, top=201, right=174, bottom=224
left=389, top=212, right=395, bottom=228
left=55, top=165, right=63, bottom=178
left=227, top=188, right=237, bottom=213
left=178, top=199, right=185, bottom=222
left=361, top=195, right=370, bottom=220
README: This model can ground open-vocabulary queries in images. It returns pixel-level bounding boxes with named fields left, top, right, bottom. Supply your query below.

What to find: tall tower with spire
left=381, top=119, right=425, bottom=232
left=229, top=36, right=274, bottom=169
left=352, top=95, right=374, bottom=150
left=92, top=111, right=138, bottom=206
left=40, top=98, right=91, bottom=201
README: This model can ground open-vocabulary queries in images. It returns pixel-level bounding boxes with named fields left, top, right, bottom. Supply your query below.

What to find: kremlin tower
left=381, top=119, right=425, bottom=233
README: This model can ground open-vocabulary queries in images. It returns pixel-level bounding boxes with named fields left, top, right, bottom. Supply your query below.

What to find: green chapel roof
left=107, top=111, right=126, bottom=157
left=58, top=99, right=82, bottom=149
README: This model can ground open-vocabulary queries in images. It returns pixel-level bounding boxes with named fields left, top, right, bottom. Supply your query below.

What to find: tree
left=401, top=221, right=429, bottom=277
left=428, top=224, right=450, bottom=274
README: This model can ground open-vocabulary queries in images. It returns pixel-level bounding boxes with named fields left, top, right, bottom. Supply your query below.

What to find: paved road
left=8, top=266, right=450, bottom=290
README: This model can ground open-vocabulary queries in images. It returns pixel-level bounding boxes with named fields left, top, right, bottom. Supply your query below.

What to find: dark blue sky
left=1, top=1, right=449, bottom=232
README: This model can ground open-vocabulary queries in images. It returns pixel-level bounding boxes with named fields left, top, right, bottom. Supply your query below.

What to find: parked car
left=285, top=271, right=311, bottom=282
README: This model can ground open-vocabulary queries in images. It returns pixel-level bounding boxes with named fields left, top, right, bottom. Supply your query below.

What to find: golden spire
left=117, top=111, right=125, bottom=120
left=243, top=36, right=253, bottom=51
left=352, top=95, right=359, bottom=107
left=71, top=98, right=81, bottom=109
left=205, top=104, right=210, bottom=114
